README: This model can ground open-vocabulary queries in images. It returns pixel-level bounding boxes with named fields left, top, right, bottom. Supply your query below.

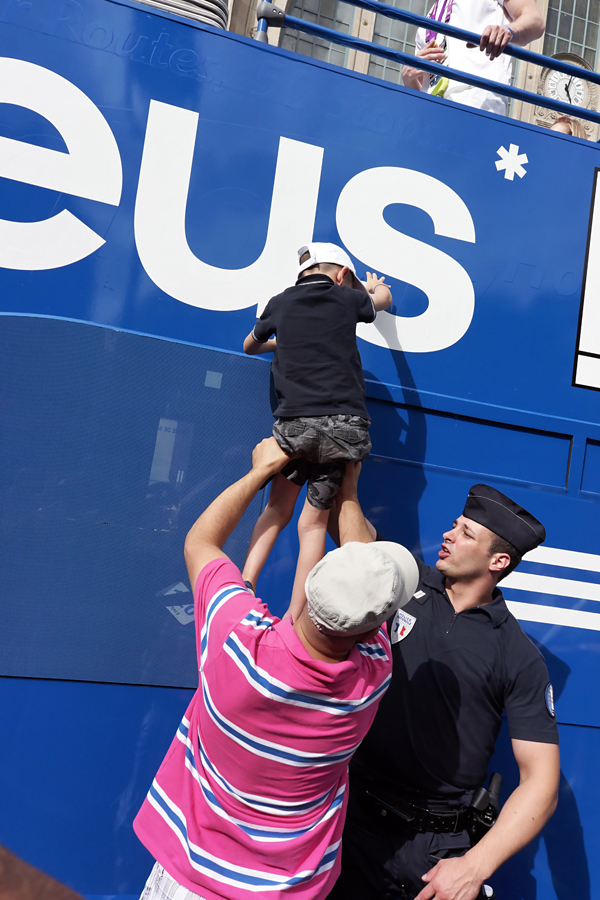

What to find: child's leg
left=287, top=496, right=330, bottom=623
left=242, top=473, right=302, bottom=589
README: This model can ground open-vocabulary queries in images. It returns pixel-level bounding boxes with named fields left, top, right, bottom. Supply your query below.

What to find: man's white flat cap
left=305, top=541, right=419, bottom=636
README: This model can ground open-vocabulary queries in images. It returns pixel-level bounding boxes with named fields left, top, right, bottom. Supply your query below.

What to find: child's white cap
left=298, top=243, right=367, bottom=292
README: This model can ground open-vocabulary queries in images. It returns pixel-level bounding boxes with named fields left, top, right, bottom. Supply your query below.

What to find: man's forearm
left=186, top=468, right=267, bottom=556
left=464, top=773, right=558, bottom=883
left=510, top=10, right=544, bottom=45
left=338, top=466, right=373, bottom=546
left=186, top=437, right=291, bottom=554
left=506, top=0, right=545, bottom=46
left=184, top=438, right=291, bottom=589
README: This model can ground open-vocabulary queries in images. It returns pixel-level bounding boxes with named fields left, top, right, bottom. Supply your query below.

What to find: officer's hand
left=414, top=855, right=484, bottom=900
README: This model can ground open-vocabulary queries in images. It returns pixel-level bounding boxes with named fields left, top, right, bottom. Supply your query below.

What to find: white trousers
left=140, top=862, right=208, bottom=900
left=445, top=82, right=508, bottom=116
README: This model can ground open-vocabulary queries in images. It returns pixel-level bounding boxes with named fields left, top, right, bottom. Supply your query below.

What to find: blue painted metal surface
left=0, top=1, right=599, bottom=898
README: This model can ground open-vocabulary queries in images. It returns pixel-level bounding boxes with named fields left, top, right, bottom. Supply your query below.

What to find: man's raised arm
left=337, top=462, right=375, bottom=546
left=184, top=438, right=291, bottom=591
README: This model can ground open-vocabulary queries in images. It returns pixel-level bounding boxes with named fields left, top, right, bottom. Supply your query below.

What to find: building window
left=543, top=0, right=600, bottom=68
left=367, top=0, right=429, bottom=84
left=280, top=0, right=355, bottom=67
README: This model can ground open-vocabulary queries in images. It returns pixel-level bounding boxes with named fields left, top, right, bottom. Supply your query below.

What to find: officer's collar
left=421, top=568, right=510, bottom=627
left=294, top=273, right=335, bottom=286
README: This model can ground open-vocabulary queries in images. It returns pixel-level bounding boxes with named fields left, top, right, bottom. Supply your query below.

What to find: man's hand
left=251, top=436, right=292, bottom=479
left=479, top=23, right=513, bottom=58
left=415, top=855, right=484, bottom=900
left=482, top=0, right=544, bottom=55
left=402, top=41, right=446, bottom=90
left=501, top=0, right=544, bottom=48
left=184, top=438, right=292, bottom=589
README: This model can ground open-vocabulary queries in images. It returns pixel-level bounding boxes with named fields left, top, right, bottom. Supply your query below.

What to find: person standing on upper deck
left=402, top=0, right=544, bottom=115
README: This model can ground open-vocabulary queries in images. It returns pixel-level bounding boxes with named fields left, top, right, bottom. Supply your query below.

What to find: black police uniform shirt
left=351, top=557, right=559, bottom=800
left=251, top=274, right=376, bottom=419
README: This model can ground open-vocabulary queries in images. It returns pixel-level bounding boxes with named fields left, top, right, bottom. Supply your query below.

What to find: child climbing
left=242, top=242, right=392, bottom=620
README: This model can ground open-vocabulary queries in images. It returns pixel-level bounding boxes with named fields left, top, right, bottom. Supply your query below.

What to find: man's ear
left=489, top=552, right=511, bottom=575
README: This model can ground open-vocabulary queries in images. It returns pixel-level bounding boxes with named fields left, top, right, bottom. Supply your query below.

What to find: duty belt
left=364, top=788, right=470, bottom=834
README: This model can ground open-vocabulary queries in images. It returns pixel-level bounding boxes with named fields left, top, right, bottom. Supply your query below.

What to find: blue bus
left=0, top=1, right=599, bottom=897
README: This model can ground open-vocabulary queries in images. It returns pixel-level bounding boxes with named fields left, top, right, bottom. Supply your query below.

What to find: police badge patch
left=545, top=683, right=555, bottom=718
left=391, top=608, right=417, bottom=644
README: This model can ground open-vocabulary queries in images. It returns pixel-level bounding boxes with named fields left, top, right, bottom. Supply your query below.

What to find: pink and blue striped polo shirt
left=134, top=557, right=392, bottom=899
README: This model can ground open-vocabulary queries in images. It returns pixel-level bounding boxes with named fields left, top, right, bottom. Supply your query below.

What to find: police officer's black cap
left=463, top=484, right=546, bottom=555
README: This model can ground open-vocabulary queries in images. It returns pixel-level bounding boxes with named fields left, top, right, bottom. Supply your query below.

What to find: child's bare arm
left=366, top=272, right=393, bottom=311
left=243, top=332, right=277, bottom=355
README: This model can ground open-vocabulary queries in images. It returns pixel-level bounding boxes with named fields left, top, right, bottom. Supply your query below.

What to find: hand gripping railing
left=254, top=0, right=600, bottom=128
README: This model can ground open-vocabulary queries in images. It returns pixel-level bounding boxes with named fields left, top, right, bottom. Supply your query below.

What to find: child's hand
left=365, top=273, right=393, bottom=311
left=366, top=272, right=389, bottom=294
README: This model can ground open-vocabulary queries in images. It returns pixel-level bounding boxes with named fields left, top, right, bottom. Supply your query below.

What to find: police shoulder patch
left=391, top=608, right=417, bottom=644
left=545, top=683, right=555, bottom=718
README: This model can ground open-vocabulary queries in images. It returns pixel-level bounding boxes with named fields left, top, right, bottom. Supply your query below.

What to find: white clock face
left=546, top=70, right=586, bottom=105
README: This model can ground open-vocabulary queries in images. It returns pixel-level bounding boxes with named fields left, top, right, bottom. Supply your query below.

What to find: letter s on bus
left=336, top=167, right=476, bottom=353
left=0, top=58, right=122, bottom=270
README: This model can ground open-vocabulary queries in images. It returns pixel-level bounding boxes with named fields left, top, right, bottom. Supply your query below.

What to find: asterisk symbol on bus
left=495, top=144, right=528, bottom=181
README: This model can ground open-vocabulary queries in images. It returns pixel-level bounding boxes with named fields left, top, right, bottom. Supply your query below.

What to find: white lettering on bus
left=0, top=58, right=122, bottom=270
left=0, top=59, right=477, bottom=352
left=337, top=167, right=476, bottom=354
left=134, top=99, right=324, bottom=314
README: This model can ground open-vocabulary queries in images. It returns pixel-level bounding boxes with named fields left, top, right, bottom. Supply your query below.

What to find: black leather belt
left=364, top=788, right=470, bottom=834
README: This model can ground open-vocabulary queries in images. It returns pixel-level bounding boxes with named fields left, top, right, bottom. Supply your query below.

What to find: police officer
left=328, top=483, right=560, bottom=900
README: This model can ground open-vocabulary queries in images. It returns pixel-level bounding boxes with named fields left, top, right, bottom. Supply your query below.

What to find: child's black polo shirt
left=252, top=274, right=376, bottom=419
left=351, top=556, right=559, bottom=800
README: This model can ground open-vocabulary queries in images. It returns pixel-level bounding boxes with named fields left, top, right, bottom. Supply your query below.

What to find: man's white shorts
left=140, top=862, right=207, bottom=900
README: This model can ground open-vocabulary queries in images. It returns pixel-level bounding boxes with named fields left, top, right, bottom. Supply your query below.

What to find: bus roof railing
left=255, top=0, right=600, bottom=129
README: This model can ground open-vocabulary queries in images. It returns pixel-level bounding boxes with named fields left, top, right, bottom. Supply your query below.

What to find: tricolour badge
left=391, top=608, right=417, bottom=644
left=545, top=683, right=555, bottom=718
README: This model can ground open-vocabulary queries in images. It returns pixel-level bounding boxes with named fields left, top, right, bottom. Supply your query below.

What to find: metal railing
left=254, top=0, right=600, bottom=128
